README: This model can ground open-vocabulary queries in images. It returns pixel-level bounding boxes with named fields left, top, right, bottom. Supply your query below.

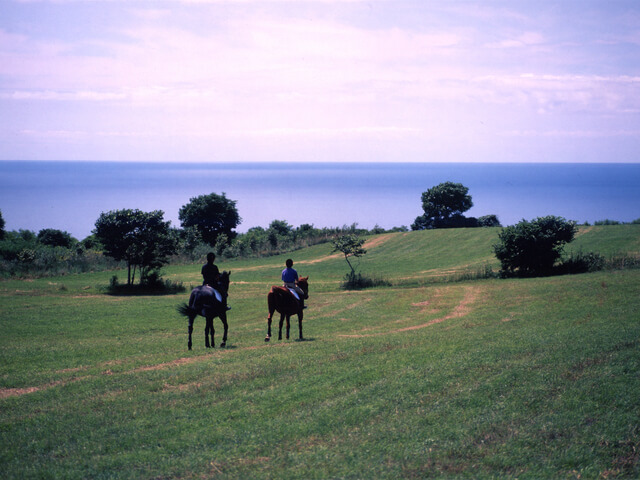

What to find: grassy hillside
left=1, top=226, right=639, bottom=479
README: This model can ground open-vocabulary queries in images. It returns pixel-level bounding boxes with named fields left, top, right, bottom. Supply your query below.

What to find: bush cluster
left=179, top=221, right=406, bottom=263
left=104, top=274, right=185, bottom=296
left=0, top=222, right=406, bottom=280
left=0, top=229, right=120, bottom=279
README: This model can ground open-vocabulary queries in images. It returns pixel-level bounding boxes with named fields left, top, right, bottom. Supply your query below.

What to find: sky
left=1, top=0, right=640, bottom=163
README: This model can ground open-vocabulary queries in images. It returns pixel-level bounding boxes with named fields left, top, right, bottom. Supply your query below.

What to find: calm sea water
left=1, top=161, right=639, bottom=240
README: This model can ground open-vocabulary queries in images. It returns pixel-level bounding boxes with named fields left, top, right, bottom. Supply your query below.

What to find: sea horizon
left=1, top=160, right=639, bottom=240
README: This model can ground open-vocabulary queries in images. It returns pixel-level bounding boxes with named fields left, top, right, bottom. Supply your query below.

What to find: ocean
left=1, top=161, right=639, bottom=240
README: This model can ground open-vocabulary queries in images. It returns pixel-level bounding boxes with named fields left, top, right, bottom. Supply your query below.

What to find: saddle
left=202, top=284, right=223, bottom=302
left=273, top=285, right=302, bottom=302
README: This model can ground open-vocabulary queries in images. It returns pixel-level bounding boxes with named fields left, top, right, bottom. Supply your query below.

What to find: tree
left=94, top=209, right=177, bottom=285
left=37, top=228, right=75, bottom=248
left=0, top=210, right=5, bottom=240
left=412, top=182, right=473, bottom=229
left=179, top=193, right=241, bottom=247
left=477, top=215, right=502, bottom=228
left=331, top=234, right=367, bottom=275
left=493, top=216, right=577, bottom=277
left=267, top=219, right=293, bottom=250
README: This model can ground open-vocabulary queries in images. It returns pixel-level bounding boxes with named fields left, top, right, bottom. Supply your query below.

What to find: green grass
left=1, top=226, right=639, bottom=479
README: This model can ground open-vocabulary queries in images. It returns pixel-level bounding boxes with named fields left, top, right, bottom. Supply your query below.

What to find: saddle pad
left=212, top=288, right=223, bottom=302
left=287, top=288, right=300, bottom=300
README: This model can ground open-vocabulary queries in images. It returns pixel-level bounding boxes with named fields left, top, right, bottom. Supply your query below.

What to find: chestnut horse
left=177, top=271, right=230, bottom=350
left=265, top=276, right=309, bottom=342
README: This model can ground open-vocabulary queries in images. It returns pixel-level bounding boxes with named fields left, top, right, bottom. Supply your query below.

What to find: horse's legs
left=219, top=313, right=228, bottom=348
left=266, top=292, right=275, bottom=342
left=188, top=316, right=195, bottom=350
left=204, top=317, right=213, bottom=348
left=278, top=313, right=285, bottom=340
left=212, top=317, right=216, bottom=348
left=298, top=310, right=304, bottom=340
left=285, top=314, right=291, bottom=340
left=266, top=314, right=272, bottom=342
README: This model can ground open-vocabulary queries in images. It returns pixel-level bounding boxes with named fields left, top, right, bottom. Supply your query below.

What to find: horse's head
left=296, top=276, right=309, bottom=299
left=219, top=270, right=231, bottom=294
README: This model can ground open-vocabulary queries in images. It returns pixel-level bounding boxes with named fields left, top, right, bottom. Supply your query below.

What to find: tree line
left=0, top=193, right=405, bottom=281
left=1, top=184, right=638, bottom=282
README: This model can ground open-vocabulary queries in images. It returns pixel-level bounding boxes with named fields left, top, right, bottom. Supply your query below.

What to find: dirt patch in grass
left=134, top=356, right=201, bottom=372
left=0, top=341, right=298, bottom=399
left=339, top=286, right=480, bottom=338
left=0, top=380, right=66, bottom=399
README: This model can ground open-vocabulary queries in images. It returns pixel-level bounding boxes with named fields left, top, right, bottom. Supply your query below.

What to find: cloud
left=501, top=129, right=640, bottom=138
left=3, top=1, right=640, bottom=162
left=4, top=9, right=639, bottom=119
left=232, top=125, right=424, bottom=137
left=471, top=74, right=640, bottom=114
left=487, top=31, right=545, bottom=49
left=5, top=90, right=127, bottom=101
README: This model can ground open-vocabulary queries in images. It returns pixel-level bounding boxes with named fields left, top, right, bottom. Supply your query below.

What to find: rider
left=282, top=258, right=306, bottom=308
left=202, top=252, right=230, bottom=310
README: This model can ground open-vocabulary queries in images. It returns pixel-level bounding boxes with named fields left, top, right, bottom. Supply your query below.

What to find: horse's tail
left=177, top=303, right=196, bottom=318
left=267, top=287, right=281, bottom=319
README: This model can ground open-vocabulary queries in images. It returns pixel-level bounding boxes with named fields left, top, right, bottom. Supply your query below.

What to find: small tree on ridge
left=412, top=182, right=474, bottom=229
left=331, top=234, right=366, bottom=276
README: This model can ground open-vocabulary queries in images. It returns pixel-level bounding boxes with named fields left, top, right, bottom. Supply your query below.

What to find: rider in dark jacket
left=202, top=252, right=230, bottom=310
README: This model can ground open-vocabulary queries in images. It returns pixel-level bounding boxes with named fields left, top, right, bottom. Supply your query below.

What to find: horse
left=177, top=271, right=231, bottom=350
left=265, top=276, right=309, bottom=342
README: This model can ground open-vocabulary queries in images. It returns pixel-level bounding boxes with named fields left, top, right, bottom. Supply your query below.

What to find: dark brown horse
left=177, top=271, right=230, bottom=350
left=265, top=276, right=309, bottom=342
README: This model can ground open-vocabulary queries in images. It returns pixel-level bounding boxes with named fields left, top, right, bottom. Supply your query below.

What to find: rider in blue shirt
left=282, top=259, right=306, bottom=307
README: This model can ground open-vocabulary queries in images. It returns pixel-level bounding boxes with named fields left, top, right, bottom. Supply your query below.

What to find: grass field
left=1, top=226, right=639, bottom=479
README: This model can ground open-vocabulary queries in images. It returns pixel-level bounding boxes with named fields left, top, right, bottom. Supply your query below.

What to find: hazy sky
left=1, top=0, right=639, bottom=163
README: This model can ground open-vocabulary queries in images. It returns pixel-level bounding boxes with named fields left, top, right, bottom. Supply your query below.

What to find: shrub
left=605, top=253, right=640, bottom=270
left=340, top=271, right=391, bottom=290
left=493, top=216, right=577, bottom=277
left=105, top=272, right=185, bottom=296
left=594, top=219, right=621, bottom=225
left=558, top=250, right=606, bottom=274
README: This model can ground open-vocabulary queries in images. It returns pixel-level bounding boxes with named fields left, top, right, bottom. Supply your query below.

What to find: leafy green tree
left=477, top=215, right=502, bottom=227
left=245, top=227, right=267, bottom=254
left=493, top=216, right=577, bottom=277
left=268, top=219, right=293, bottom=236
left=80, top=234, right=101, bottom=250
left=267, top=219, right=293, bottom=250
left=214, top=233, right=229, bottom=256
left=179, top=192, right=241, bottom=247
left=37, top=228, right=75, bottom=248
left=412, top=182, right=473, bottom=229
left=176, top=226, right=205, bottom=260
left=94, top=209, right=177, bottom=285
left=0, top=210, right=5, bottom=240
left=331, top=234, right=367, bottom=275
